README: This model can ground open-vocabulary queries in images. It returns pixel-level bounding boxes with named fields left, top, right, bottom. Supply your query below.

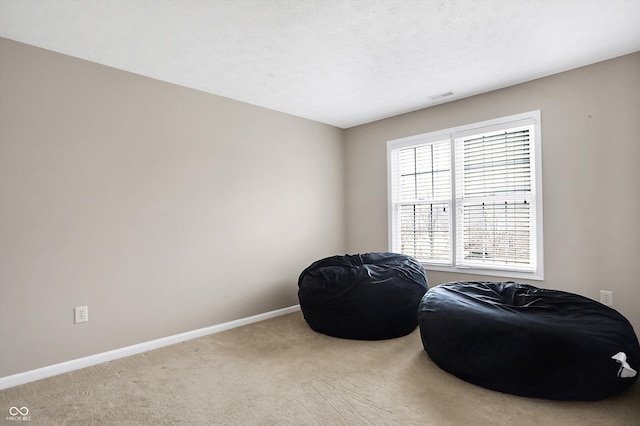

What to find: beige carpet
left=2, top=311, right=639, bottom=425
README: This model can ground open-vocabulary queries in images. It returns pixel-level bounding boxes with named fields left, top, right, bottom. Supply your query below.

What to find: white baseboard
left=0, top=305, right=300, bottom=390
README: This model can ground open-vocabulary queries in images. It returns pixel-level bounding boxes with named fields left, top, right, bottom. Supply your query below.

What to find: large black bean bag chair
left=418, top=281, right=640, bottom=400
left=298, top=253, right=428, bottom=340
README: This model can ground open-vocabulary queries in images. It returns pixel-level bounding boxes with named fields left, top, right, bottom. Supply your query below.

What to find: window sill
left=421, top=263, right=544, bottom=281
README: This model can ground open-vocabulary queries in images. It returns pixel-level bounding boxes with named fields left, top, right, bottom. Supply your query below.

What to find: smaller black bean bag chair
left=298, top=252, right=428, bottom=340
left=418, top=281, right=640, bottom=400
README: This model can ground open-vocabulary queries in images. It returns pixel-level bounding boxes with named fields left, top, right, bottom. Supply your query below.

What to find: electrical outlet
left=600, top=291, right=613, bottom=307
left=74, top=306, right=88, bottom=323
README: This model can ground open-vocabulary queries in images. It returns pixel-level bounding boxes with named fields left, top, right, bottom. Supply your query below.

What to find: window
left=387, top=111, right=543, bottom=280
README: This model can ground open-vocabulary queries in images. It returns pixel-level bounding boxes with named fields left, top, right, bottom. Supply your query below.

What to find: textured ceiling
left=1, top=0, right=639, bottom=128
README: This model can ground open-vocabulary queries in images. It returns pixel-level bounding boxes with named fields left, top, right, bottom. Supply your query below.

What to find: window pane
left=399, top=203, right=450, bottom=262
left=460, top=200, right=531, bottom=266
left=398, top=142, right=450, bottom=201
left=461, top=128, right=532, bottom=198
left=395, top=140, right=451, bottom=262
left=455, top=125, right=535, bottom=269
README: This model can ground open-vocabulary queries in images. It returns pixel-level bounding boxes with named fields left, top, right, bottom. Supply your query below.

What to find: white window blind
left=388, top=111, right=543, bottom=280
left=455, top=125, right=535, bottom=270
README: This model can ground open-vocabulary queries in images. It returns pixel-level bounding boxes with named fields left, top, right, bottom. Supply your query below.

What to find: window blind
left=455, top=125, right=535, bottom=269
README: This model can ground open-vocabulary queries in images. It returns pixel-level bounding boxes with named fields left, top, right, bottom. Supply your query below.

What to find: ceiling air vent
left=427, top=91, right=454, bottom=101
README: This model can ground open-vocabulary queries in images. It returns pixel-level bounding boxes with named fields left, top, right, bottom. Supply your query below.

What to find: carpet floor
left=1, top=311, right=639, bottom=425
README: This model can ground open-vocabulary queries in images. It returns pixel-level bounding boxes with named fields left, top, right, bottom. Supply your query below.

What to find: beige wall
left=345, top=52, right=640, bottom=333
left=2, top=36, right=639, bottom=378
left=0, top=38, right=346, bottom=377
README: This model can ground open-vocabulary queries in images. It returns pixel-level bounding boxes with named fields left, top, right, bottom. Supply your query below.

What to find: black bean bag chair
left=418, top=281, right=640, bottom=400
left=298, top=253, right=428, bottom=340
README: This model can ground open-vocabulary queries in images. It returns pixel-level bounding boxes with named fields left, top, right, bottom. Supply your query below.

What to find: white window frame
left=387, top=111, right=544, bottom=280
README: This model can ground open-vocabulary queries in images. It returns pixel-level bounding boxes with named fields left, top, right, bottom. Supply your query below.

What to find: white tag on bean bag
left=612, top=352, right=637, bottom=378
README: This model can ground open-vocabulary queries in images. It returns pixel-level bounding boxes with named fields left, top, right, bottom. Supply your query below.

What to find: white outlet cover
left=74, top=306, right=88, bottom=323
left=600, top=291, right=613, bottom=307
